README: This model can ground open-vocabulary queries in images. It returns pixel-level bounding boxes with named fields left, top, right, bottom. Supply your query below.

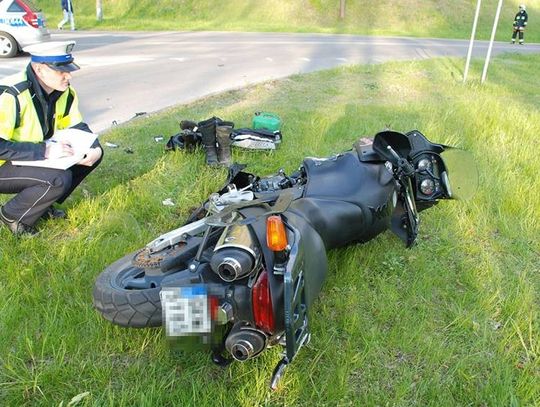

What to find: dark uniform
left=512, top=5, right=528, bottom=44
left=0, top=41, right=102, bottom=235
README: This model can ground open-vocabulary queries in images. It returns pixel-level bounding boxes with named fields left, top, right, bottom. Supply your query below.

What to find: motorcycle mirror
left=373, top=130, right=412, bottom=164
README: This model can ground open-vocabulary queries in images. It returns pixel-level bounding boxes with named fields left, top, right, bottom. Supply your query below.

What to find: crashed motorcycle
left=93, top=129, right=476, bottom=389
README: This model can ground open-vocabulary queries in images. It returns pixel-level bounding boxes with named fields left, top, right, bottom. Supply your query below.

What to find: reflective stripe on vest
left=0, top=71, right=83, bottom=166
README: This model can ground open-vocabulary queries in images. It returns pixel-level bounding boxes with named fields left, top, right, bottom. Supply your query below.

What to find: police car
left=0, top=0, right=50, bottom=58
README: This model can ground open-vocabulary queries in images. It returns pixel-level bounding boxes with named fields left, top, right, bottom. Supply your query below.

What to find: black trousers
left=0, top=157, right=101, bottom=226
left=512, top=28, right=525, bottom=42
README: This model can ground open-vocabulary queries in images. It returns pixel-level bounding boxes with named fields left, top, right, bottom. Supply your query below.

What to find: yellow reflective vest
left=0, top=69, right=83, bottom=166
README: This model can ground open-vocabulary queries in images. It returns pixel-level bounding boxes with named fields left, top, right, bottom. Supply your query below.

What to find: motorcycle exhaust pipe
left=211, top=224, right=260, bottom=282
left=225, top=324, right=267, bottom=361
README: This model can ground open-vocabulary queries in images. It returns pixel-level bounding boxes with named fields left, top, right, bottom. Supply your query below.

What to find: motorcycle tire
left=92, top=251, right=163, bottom=328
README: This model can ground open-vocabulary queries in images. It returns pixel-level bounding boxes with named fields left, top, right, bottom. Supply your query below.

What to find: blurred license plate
left=161, top=286, right=211, bottom=336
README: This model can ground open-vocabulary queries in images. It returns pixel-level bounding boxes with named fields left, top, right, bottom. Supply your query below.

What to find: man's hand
left=77, top=147, right=102, bottom=166
left=45, top=140, right=74, bottom=159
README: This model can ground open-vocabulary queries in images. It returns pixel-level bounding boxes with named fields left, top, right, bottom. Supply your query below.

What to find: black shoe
left=42, top=206, right=67, bottom=220
left=0, top=209, right=38, bottom=236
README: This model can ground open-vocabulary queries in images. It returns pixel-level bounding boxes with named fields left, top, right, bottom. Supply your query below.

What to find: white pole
left=481, top=0, right=504, bottom=83
left=463, top=0, right=482, bottom=82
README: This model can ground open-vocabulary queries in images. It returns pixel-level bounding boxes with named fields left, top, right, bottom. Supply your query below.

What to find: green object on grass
left=252, top=112, right=282, bottom=132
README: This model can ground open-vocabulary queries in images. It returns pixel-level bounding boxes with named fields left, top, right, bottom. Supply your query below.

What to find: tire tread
left=92, top=252, right=163, bottom=328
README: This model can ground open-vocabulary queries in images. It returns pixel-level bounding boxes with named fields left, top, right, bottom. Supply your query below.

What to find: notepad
left=12, top=129, right=98, bottom=170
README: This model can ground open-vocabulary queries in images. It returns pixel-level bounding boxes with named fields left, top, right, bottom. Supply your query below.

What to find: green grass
left=1, top=53, right=539, bottom=405
left=37, top=0, right=540, bottom=43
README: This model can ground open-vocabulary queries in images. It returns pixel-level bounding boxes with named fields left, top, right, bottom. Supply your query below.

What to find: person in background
left=0, top=41, right=102, bottom=236
left=57, top=0, right=76, bottom=31
left=511, top=4, right=528, bottom=45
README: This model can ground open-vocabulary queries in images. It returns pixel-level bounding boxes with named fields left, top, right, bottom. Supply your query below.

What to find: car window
left=7, top=0, right=42, bottom=13
left=7, top=2, right=24, bottom=12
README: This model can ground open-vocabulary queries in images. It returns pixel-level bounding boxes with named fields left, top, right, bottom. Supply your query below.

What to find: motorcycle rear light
left=252, top=271, right=275, bottom=333
left=209, top=296, right=219, bottom=320
left=266, top=215, right=287, bottom=252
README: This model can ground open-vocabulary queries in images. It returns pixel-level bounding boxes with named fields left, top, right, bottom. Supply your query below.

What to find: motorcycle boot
left=198, top=117, right=219, bottom=166
left=216, top=121, right=234, bottom=166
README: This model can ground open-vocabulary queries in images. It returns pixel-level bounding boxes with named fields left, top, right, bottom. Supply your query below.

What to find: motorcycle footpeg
left=270, top=357, right=289, bottom=390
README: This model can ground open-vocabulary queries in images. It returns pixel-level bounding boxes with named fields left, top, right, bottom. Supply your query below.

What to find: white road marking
left=75, top=55, right=155, bottom=67
left=265, top=57, right=274, bottom=62
left=136, top=40, right=468, bottom=47
left=300, top=57, right=311, bottom=61
left=171, top=57, right=186, bottom=62
left=336, top=57, right=348, bottom=61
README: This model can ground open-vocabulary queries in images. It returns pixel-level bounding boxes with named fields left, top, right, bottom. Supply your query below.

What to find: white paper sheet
left=12, top=129, right=98, bottom=170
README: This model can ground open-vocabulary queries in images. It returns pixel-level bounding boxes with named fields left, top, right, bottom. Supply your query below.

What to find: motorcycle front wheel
left=92, top=251, right=163, bottom=328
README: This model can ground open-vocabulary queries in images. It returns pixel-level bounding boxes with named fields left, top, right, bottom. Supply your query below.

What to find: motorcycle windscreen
left=440, top=148, right=479, bottom=200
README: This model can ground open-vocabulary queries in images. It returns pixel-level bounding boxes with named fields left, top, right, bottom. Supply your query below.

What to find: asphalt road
left=2, top=31, right=539, bottom=134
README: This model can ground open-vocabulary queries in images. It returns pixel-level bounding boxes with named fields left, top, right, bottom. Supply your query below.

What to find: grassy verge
left=1, top=53, right=539, bottom=405
left=38, top=0, right=540, bottom=43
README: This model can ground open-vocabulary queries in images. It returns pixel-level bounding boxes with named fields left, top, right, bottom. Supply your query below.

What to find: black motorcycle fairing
left=410, top=151, right=448, bottom=201
left=405, top=130, right=445, bottom=155
left=279, top=213, right=327, bottom=363
left=287, top=198, right=373, bottom=249
left=355, top=138, right=384, bottom=163
left=373, top=130, right=446, bottom=246
left=281, top=210, right=328, bottom=310
left=373, top=130, right=413, bottom=165
left=234, top=201, right=330, bottom=335
left=237, top=205, right=286, bottom=333
left=298, top=151, right=396, bottom=249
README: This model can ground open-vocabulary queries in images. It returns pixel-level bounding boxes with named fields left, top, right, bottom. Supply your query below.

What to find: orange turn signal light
left=266, top=215, right=288, bottom=252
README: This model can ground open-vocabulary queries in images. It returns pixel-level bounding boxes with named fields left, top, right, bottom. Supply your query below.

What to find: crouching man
left=0, top=41, right=102, bottom=236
